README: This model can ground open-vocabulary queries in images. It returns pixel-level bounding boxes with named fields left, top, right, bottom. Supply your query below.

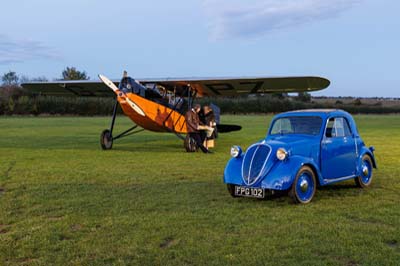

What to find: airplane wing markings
left=22, top=76, right=330, bottom=97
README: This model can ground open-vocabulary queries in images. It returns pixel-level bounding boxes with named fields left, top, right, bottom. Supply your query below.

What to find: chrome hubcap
left=300, top=179, right=309, bottom=193
left=362, top=165, right=369, bottom=176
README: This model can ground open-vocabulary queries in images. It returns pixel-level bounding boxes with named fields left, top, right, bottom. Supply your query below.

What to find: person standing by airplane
left=185, top=104, right=212, bottom=154
left=203, top=105, right=217, bottom=148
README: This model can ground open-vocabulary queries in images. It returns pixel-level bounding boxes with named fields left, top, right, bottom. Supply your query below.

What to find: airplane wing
left=150, top=76, right=330, bottom=97
left=21, top=80, right=115, bottom=97
left=22, top=76, right=330, bottom=97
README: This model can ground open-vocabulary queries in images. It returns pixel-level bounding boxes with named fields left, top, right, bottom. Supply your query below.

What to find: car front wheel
left=227, top=184, right=238, bottom=198
left=355, top=154, right=373, bottom=188
left=289, top=166, right=316, bottom=204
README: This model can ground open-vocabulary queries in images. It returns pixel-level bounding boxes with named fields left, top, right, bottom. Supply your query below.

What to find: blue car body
left=224, top=109, right=377, bottom=203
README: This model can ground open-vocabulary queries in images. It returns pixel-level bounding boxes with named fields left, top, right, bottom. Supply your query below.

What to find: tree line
left=1, top=68, right=399, bottom=115
left=1, top=67, right=89, bottom=85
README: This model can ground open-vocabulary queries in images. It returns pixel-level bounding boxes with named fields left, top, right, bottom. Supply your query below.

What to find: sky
left=0, top=0, right=399, bottom=97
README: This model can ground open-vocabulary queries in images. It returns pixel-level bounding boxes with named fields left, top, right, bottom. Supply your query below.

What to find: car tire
left=184, top=134, right=198, bottom=152
left=227, top=184, right=238, bottom=198
left=289, top=166, right=316, bottom=204
left=100, top=129, right=113, bottom=150
left=355, top=154, right=373, bottom=188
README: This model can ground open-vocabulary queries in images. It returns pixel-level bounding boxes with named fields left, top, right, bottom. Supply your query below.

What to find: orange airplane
left=22, top=73, right=330, bottom=151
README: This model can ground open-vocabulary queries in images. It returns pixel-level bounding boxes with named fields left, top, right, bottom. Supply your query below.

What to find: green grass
left=0, top=115, right=399, bottom=266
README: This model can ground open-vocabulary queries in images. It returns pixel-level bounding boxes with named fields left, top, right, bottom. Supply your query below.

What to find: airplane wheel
left=100, top=129, right=113, bottom=150
left=184, top=134, right=198, bottom=152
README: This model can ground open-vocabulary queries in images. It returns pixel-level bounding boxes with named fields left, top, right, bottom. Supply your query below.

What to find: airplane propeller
left=99, top=74, right=119, bottom=93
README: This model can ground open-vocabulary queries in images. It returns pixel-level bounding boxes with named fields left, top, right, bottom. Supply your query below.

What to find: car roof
left=269, top=109, right=359, bottom=136
left=274, top=109, right=351, bottom=119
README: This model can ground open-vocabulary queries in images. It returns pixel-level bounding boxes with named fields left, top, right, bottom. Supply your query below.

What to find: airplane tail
left=216, top=124, right=242, bottom=133
left=210, top=103, right=241, bottom=133
left=210, top=103, right=220, bottom=124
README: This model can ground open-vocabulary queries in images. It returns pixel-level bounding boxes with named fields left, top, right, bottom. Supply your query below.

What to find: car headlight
left=276, top=148, right=288, bottom=161
left=230, top=145, right=242, bottom=158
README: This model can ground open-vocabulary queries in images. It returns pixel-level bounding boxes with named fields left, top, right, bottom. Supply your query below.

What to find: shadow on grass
left=225, top=183, right=369, bottom=205
left=318, top=182, right=357, bottom=191
left=314, top=181, right=372, bottom=202
left=115, top=142, right=183, bottom=153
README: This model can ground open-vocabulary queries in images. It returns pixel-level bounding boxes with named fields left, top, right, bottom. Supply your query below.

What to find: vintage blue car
left=224, top=109, right=377, bottom=204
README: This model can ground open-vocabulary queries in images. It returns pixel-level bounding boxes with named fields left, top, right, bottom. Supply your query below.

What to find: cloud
left=203, top=0, right=360, bottom=40
left=0, top=35, right=60, bottom=65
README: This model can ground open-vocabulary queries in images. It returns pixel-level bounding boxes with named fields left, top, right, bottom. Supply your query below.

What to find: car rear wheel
left=289, top=166, right=316, bottom=204
left=355, top=154, right=373, bottom=188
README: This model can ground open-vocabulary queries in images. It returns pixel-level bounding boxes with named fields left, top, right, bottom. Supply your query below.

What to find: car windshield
left=270, top=116, right=322, bottom=136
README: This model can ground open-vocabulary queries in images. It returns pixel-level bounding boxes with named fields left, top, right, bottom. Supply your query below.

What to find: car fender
left=358, top=146, right=377, bottom=170
left=260, top=155, right=322, bottom=190
left=223, top=157, right=245, bottom=185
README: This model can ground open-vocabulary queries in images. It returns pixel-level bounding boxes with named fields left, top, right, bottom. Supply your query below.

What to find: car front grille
left=242, top=143, right=272, bottom=186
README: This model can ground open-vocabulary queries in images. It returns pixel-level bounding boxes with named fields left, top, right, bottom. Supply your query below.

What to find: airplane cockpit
left=119, top=72, right=192, bottom=114
left=119, top=75, right=146, bottom=97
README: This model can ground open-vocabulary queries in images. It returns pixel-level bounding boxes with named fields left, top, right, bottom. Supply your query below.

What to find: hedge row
left=198, top=96, right=400, bottom=114
left=1, top=95, right=399, bottom=116
left=0, top=96, right=117, bottom=115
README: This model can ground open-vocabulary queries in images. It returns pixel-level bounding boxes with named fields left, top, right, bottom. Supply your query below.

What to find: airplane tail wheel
left=100, top=129, right=113, bottom=150
left=184, top=134, right=198, bottom=152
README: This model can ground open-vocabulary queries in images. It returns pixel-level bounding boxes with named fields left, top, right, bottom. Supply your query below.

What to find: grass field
left=0, top=115, right=399, bottom=266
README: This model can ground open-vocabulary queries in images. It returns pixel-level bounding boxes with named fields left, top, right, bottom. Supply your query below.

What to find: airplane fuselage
left=118, top=92, right=189, bottom=134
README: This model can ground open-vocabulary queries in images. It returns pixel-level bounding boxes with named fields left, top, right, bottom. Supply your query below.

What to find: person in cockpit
left=119, top=71, right=146, bottom=97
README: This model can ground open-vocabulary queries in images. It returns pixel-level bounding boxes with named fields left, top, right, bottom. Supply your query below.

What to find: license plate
left=234, top=186, right=265, bottom=198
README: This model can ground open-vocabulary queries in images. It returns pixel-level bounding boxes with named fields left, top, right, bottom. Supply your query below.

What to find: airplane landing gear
left=100, top=129, right=113, bottom=150
left=100, top=99, right=143, bottom=150
left=184, top=134, right=198, bottom=152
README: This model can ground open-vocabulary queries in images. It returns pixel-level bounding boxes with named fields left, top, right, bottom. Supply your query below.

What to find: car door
left=321, top=117, right=357, bottom=179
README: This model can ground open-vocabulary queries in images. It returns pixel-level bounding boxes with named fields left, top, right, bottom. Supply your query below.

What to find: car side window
left=334, top=118, right=345, bottom=137
left=325, top=117, right=352, bottom=138
left=325, top=118, right=335, bottom=138
left=343, top=118, right=352, bottom=136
